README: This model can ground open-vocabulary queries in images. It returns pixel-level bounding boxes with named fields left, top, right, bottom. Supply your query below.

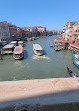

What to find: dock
left=53, top=38, right=65, bottom=51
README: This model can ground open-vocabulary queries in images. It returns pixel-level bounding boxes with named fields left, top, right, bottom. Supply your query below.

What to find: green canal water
left=0, top=36, right=79, bottom=81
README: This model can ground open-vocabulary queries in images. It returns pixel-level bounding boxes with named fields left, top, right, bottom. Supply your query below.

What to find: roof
left=21, top=27, right=36, bottom=29
left=70, top=43, right=79, bottom=49
left=0, top=21, right=16, bottom=27
left=3, top=44, right=14, bottom=49
left=18, top=41, right=23, bottom=44
left=61, top=39, right=75, bottom=44
left=14, top=46, right=23, bottom=54
left=33, top=44, right=43, bottom=50
left=10, top=41, right=17, bottom=44
left=34, top=26, right=44, bottom=28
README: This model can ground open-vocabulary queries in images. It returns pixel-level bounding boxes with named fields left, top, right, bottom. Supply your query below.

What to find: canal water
left=0, top=36, right=79, bottom=81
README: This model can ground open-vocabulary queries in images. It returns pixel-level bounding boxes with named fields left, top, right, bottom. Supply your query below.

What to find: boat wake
left=32, top=55, right=50, bottom=60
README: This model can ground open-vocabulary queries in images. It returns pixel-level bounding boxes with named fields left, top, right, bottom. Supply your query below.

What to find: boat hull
left=74, top=61, right=79, bottom=68
left=67, top=67, right=79, bottom=78
left=33, top=44, right=43, bottom=56
left=13, top=53, right=23, bottom=60
left=33, top=48, right=43, bottom=56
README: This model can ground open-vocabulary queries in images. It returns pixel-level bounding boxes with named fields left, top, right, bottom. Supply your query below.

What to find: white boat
left=10, top=41, right=17, bottom=46
left=2, top=44, right=14, bottom=54
left=33, top=44, right=43, bottom=56
left=18, top=41, right=24, bottom=47
left=13, top=46, right=23, bottom=60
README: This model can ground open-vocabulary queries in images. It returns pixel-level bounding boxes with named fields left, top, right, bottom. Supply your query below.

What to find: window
left=0, top=32, right=1, bottom=36
left=1, top=25, right=8, bottom=30
left=2, top=32, right=9, bottom=36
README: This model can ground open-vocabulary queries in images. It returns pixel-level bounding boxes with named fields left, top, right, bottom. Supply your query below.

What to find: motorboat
left=18, top=41, right=24, bottom=47
left=33, top=44, right=43, bottom=56
left=2, top=44, right=14, bottom=54
left=13, top=46, right=23, bottom=60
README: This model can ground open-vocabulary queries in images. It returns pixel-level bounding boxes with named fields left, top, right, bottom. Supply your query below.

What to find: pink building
left=73, top=22, right=79, bottom=40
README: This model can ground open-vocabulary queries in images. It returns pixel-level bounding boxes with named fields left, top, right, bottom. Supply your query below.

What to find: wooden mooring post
left=0, top=48, right=3, bottom=60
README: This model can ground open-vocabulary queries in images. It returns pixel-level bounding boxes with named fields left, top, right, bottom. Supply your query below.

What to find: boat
left=10, top=41, right=17, bottom=46
left=33, top=44, right=43, bottom=56
left=67, top=66, right=79, bottom=78
left=72, top=49, right=79, bottom=68
left=50, top=45, right=53, bottom=47
left=18, top=41, right=24, bottom=47
left=2, top=44, right=14, bottom=54
left=13, top=46, right=23, bottom=60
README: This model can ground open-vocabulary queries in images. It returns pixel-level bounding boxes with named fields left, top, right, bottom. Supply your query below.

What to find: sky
left=0, top=0, right=79, bottom=30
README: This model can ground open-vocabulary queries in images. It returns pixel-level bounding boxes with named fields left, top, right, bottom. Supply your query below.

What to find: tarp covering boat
left=14, top=46, right=23, bottom=54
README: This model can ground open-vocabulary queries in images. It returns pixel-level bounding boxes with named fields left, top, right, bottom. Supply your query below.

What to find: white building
left=0, top=22, right=10, bottom=42
left=35, top=26, right=46, bottom=32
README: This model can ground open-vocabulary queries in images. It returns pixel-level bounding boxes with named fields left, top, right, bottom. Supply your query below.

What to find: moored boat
left=50, top=45, right=53, bottom=47
left=33, top=44, right=43, bottom=56
left=13, top=46, right=23, bottom=60
left=2, top=44, right=14, bottom=54
left=18, top=41, right=24, bottom=47
left=10, top=41, right=17, bottom=46
left=67, top=66, right=79, bottom=78
left=72, top=49, right=79, bottom=68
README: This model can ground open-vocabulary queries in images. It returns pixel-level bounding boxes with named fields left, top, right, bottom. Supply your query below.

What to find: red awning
left=70, top=43, right=79, bottom=48
left=68, top=40, right=75, bottom=44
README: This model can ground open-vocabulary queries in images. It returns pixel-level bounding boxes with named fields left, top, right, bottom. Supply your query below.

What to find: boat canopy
left=18, top=41, right=23, bottom=44
left=3, top=44, right=14, bottom=49
left=14, top=46, right=23, bottom=54
left=33, top=44, right=43, bottom=50
left=10, top=41, right=17, bottom=44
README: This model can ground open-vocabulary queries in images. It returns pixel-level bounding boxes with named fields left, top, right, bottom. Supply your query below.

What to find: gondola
left=67, top=66, right=79, bottom=78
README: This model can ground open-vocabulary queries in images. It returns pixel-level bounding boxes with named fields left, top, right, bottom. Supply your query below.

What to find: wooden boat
left=67, top=66, right=79, bottom=78
left=13, top=46, right=23, bottom=60
left=33, top=44, right=43, bottom=56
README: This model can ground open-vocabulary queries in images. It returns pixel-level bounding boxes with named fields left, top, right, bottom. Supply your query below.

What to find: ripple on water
left=32, top=55, right=50, bottom=60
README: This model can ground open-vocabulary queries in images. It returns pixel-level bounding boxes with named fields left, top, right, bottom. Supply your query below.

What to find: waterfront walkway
left=0, top=78, right=79, bottom=110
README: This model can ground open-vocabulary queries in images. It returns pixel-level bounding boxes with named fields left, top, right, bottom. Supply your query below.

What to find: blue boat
left=74, top=61, right=79, bottom=68
left=72, top=49, right=79, bottom=68
left=67, top=67, right=79, bottom=78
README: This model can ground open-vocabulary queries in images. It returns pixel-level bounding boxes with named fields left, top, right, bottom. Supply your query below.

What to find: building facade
left=0, top=22, right=10, bottom=42
left=73, top=22, right=79, bottom=40
left=62, top=21, right=78, bottom=40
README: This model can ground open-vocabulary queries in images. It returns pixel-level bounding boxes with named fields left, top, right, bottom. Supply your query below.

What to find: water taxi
left=13, top=46, right=23, bottom=60
left=18, top=41, right=24, bottom=47
left=2, top=44, right=14, bottom=54
left=33, top=44, right=43, bottom=56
